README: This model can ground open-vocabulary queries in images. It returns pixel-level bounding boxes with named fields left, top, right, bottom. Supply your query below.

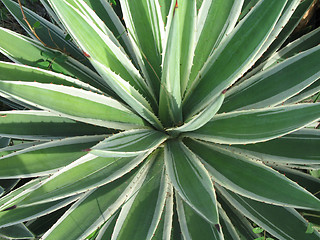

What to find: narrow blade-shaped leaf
left=48, top=0, right=155, bottom=104
left=0, top=27, right=107, bottom=93
left=0, top=196, right=78, bottom=228
left=120, top=0, right=163, bottom=96
left=167, top=93, right=224, bottom=134
left=0, top=111, right=109, bottom=140
left=112, top=152, right=167, bottom=240
left=0, top=61, right=99, bottom=92
left=1, top=0, right=89, bottom=66
left=183, top=0, right=287, bottom=118
left=164, top=139, right=218, bottom=224
left=159, top=3, right=182, bottom=126
left=176, top=194, right=222, bottom=240
left=179, top=0, right=196, bottom=94
left=92, top=60, right=162, bottom=129
left=219, top=129, right=320, bottom=165
left=0, top=223, right=34, bottom=239
left=221, top=45, right=320, bottom=112
left=185, top=139, right=320, bottom=210
left=18, top=152, right=150, bottom=206
left=188, top=0, right=243, bottom=87
left=0, top=135, right=105, bottom=178
left=218, top=186, right=320, bottom=240
left=187, top=103, right=320, bottom=144
left=42, top=159, right=152, bottom=240
left=0, top=81, right=146, bottom=130
left=91, top=129, right=167, bottom=157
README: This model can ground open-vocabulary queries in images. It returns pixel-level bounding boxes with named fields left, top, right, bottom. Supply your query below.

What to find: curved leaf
left=0, top=111, right=109, bottom=140
left=185, top=139, right=320, bottom=210
left=164, top=139, right=218, bottom=224
left=221, top=45, right=320, bottom=112
left=17, top=152, right=150, bottom=206
left=0, top=135, right=105, bottom=178
left=176, top=194, right=222, bottom=240
left=91, top=129, right=168, bottom=157
left=187, top=103, right=320, bottom=144
left=112, top=152, right=167, bottom=240
left=219, top=129, right=320, bottom=165
left=42, top=159, right=152, bottom=240
left=0, top=81, right=146, bottom=130
left=183, top=0, right=287, bottom=118
left=218, top=186, right=320, bottom=240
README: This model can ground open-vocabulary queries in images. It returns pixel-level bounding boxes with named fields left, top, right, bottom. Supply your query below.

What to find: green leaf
left=42, top=160, right=151, bottom=240
left=250, top=0, right=300, bottom=66
left=186, top=103, right=320, bottom=144
left=252, top=227, right=264, bottom=234
left=92, top=60, right=162, bottom=129
left=0, top=178, right=48, bottom=211
left=0, top=135, right=104, bottom=178
left=285, top=80, right=320, bottom=105
left=0, top=111, right=109, bottom=140
left=159, top=3, right=182, bottom=126
left=256, top=0, right=314, bottom=65
left=179, top=0, right=196, bottom=95
left=167, top=93, right=225, bottom=134
left=218, top=186, right=320, bottom=240
left=176, top=194, right=222, bottom=240
left=164, top=139, right=218, bottom=224
left=1, top=0, right=89, bottom=65
left=185, top=139, right=320, bottom=210
left=0, top=81, right=146, bottom=130
left=0, top=196, right=78, bottom=228
left=218, top=205, right=240, bottom=240
left=306, top=222, right=315, bottom=234
left=151, top=183, right=174, bottom=240
left=221, top=45, right=320, bottom=112
left=0, top=61, right=99, bottom=92
left=183, top=0, right=287, bottom=118
left=158, top=0, right=171, bottom=24
left=48, top=0, right=155, bottom=104
left=0, top=223, right=34, bottom=239
left=219, top=129, right=320, bottom=165
left=218, top=193, right=259, bottom=239
left=0, top=27, right=106, bottom=92
left=188, top=0, right=242, bottom=88
left=81, top=0, right=137, bottom=63
left=18, top=152, right=151, bottom=206
left=91, top=129, right=167, bottom=157
left=113, top=152, right=167, bottom=240
left=239, top=0, right=259, bottom=20
left=94, top=213, right=119, bottom=240
left=119, top=0, right=163, bottom=97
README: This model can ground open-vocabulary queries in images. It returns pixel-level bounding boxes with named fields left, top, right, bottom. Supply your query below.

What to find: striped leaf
left=0, top=111, right=109, bottom=140
left=185, top=139, right=320, bottom=210
left=218, top=186, right=320, bottom=240
left=0, top=81, right=146, bottom=130
left=164, top=139, right=218, bottom=224
left=221, top=44, right=320, bottom=112
left=42, top=159, right=152, bottom=240
left=91, top=129, right=168, bottom=157
left=183, top=0, right=287, bottom=118
left=187, top=103, right=320, bottom=144
left=111, top=152, right=167, bottom=240
left=0, top=135, right=105, bottom=178
left=17, top=152, right=151, bottom=206
left=176, top=194, right=222, bottom=240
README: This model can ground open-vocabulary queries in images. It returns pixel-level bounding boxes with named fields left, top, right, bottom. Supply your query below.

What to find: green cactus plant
left=0, top=0, right=320, bottom=239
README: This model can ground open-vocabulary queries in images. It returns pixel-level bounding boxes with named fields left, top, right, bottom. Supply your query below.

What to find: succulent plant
left=0, top=0, right=320, bottom=239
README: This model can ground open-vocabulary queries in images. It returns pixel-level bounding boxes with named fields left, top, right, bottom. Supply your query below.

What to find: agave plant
left=0, top=0, right=320, bottom=239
